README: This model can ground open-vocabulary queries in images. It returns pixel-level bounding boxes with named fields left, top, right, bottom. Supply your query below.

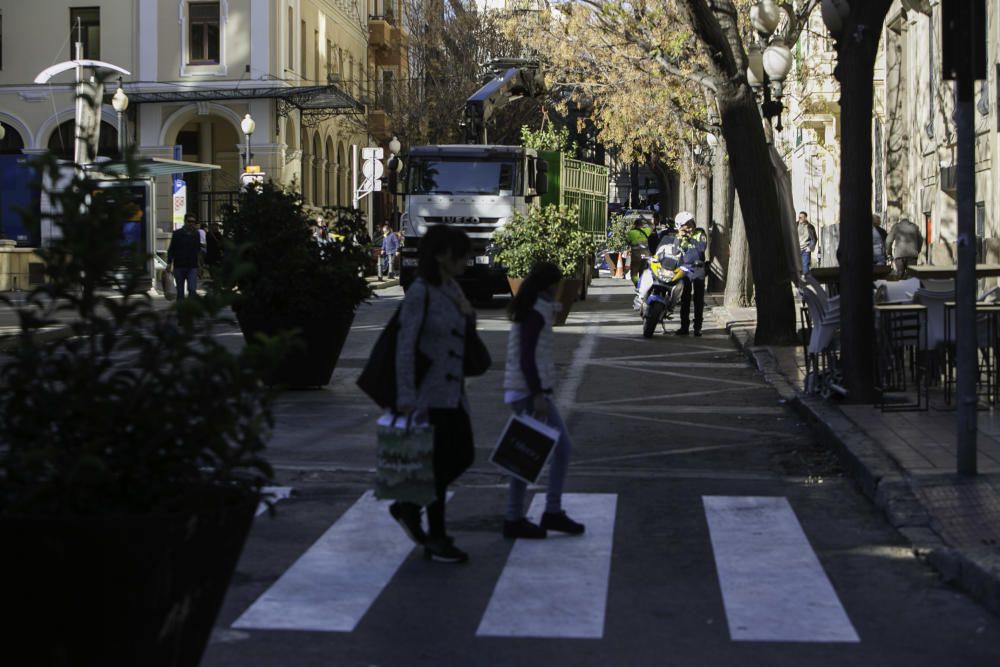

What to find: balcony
left=369, top=17, right=392, bottom=48
left=369, top=109, right=391, bottom=140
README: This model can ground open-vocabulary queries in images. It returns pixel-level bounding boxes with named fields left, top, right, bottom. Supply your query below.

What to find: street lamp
left=746, top=0, right=794, bottom=131
left=111, top=77, right=129, bottom=157
left=240, top=113, right=256, bottom=171
left=387, top=135, right=402, bottom=229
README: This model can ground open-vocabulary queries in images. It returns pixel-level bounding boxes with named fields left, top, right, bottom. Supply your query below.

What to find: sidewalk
left=714, top=303, right=1000, bottom=616
left=0, top=277, right=400, bottom=349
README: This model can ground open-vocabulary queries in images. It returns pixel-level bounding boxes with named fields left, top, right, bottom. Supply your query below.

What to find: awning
left=88, top=157, right=221, bottom=178
left=117, top=84, right=365, bottom=123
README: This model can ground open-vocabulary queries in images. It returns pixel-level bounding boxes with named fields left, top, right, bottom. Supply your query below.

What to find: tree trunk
left=725, top=191, right=754, bottom=308
left=709, top=149, right=733, bottom=292
left=835, top=3, right=893, bottom=402
left=718, top=92, right=797, bottom=344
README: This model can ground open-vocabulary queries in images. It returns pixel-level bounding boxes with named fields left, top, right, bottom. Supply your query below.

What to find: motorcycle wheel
left=643, top=301, right=665, bottom=338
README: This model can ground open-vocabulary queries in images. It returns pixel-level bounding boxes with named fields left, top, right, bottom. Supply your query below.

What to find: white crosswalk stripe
left=703, top=495, right=860, bottom=643
left=233, top=490, right=418, bottom=632
left=477, top=493, right=618, bottom=639
left=231, top=491, right=859, bottom=643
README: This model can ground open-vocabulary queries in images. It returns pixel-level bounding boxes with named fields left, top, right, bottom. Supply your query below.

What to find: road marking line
left=584, top=409, right=793, bottom=438
left=255, top=486, right=293, bottom=517
left=556, top=324, right=599, bottom=413
left=703, top=496, right=860, bottom=643
left=233, top=490, right=436, bottom=632
left=476, top=493, right=617, bottom=639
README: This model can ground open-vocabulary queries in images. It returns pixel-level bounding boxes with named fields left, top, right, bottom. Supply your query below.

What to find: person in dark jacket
left=167, top=213, right=203, bottom=299
left=391, top=225, right=477, bottom=564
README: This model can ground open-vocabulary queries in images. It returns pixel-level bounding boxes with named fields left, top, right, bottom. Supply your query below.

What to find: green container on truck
left=538, top=150, right=609, bottom=243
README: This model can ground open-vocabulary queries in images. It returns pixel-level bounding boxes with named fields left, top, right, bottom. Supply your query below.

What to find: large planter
left=507, top=277, right=582, bottom=326
left=237, top=307, right=355, bottom=388
left=1, top=486, right=257, bottom=667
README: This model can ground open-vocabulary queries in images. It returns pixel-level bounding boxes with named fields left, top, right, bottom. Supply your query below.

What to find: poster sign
left=172, top=178, right=186, bottom=230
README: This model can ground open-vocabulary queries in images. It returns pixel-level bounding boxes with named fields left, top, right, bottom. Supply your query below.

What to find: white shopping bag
left=489, top=414, right=561, bottom=484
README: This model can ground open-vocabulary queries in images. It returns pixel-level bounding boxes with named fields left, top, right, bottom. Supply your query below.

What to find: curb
left=368, top=279, right=399, bottom=290
left=714, top=306, right=1000, bottom=616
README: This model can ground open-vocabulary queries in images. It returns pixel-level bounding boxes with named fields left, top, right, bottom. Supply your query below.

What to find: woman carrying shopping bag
left=391, top=225, right=478, bottom=563
left=501, top=262, right=585, bottom=539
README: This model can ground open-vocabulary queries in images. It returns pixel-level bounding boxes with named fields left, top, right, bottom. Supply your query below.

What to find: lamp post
left=387, top=135, right=402, bottom=229
left=240, top=113, right=256, bottom=171
left=111, top=78, right=129, bottom=158
left=746, top=0, right=794, bottom=131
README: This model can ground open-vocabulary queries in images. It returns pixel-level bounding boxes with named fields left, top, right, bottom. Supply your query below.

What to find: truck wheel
left=643, top=302, right=665, bottom=338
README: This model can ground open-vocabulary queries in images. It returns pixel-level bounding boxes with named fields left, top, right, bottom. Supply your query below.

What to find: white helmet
left=674, top=211, right=695, bottom=227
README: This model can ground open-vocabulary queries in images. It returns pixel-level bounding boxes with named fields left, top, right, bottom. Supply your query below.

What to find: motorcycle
left=634, top=249, right=685, bottom=338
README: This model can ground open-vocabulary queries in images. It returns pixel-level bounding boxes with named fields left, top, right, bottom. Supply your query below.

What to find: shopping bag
left=161, top=268, right=176, bottom=301
left=373, top=413, right=436, bottom=505
left=490, top=414, right=561, bottom=484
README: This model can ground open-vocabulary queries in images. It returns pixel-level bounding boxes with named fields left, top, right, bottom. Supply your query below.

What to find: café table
left=808, top=265, right=892, bottom=295
left=873, top=303, right=928, bottom=411
left=906, top=263, right=1000, bottom=280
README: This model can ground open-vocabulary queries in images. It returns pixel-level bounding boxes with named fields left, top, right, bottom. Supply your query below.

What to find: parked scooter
left=634, top=247, right=685, bottom=338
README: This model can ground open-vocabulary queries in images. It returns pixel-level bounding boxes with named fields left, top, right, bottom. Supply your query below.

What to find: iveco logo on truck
left=443, top=216, right=480, bottom=224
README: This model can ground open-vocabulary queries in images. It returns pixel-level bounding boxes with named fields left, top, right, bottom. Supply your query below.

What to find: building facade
left=783, top=0, right=1000, bottom=272
left=0, top=0, right=409, bottom=254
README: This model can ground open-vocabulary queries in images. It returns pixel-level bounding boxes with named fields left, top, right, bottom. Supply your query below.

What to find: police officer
left=673, top=211, right=707, bottom=337
left=627, top=216, right=654, bottom=284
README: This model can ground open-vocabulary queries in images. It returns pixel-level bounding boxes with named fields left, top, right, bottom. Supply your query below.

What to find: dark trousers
left=680, top=276, right=705, bottom=332
left=423, top=406, right=475, bottom=539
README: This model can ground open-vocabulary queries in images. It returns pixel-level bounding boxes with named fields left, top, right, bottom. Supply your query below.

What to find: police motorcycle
left=634, top=239, right=686, bottom=338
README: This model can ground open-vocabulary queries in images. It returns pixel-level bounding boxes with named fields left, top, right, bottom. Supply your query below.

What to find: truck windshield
left=408, top=159, right=522, bottom=196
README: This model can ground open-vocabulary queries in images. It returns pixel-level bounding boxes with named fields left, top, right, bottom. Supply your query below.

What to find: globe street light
left=746, top=0, right=794, bottom=131
left=240, top=113, right=256, bottom=171
left=387, top=136, right=402, bottom=229
left=111, top=77, right=129, bottom=157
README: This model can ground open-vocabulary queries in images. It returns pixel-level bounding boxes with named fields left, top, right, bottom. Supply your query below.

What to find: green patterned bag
left=374, top=418, right=436, bottom=505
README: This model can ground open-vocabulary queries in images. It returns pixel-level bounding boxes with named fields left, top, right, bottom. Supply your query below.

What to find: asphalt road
left=201, top=279, right=1000, bottom=666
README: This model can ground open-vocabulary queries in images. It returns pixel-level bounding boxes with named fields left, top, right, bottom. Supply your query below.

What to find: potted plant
left=221, top=183, right=372, bottom=387
left=606, top=213, right=632, bottom=277
left=492, top=204, right=595, bottom=325
left=0, top=155, right=283, bottom=666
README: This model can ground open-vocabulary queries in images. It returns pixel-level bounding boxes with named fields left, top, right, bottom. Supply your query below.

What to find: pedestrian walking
left=205, top=222, right=224, bottom=279
left=379, top=223, right=400, bottom=279
left=674, top=211, right=707, bottom=337
left=501, top=261, right=585, bottom=540
left=167, top=213, right=203, bottom=300
left=886, top=217, right=923, bottom=276
left=798, top=211, right=817, bottom=275
left=872, top=214, right=888, bottom=266
left=391, top=225, right=477, bottom=563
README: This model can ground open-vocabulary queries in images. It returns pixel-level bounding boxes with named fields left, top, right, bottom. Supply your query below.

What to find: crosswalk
left=232, top=491, right=860, bottom=644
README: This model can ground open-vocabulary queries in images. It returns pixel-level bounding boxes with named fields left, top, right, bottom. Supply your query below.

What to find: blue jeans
left=801, top=251, right=812, bottom=275
left=506, top=396, right=572, bottom=521
left=174, top=267, right=198, bottom=300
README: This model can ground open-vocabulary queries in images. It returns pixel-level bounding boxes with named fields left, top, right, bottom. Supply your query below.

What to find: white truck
left=398, top=142, right=550, bottom=299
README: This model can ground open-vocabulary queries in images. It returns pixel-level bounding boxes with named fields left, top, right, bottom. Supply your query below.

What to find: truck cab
left=399, top=144, right=548, bottom=298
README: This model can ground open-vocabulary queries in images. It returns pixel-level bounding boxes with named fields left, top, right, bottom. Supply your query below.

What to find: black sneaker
left=540, top=511, right=586, bottom=535
left=503, top=518, right=547, bottom=539
left=423, top=537, right=469, bottom=563
left=389, top=502, right=426, bottom=545
left=674, top=328, right=690, bottom=336
left=693, top=330, right=702, bottom=337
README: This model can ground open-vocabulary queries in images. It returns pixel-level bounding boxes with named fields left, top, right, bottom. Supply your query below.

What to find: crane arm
left=463, top=59, right=544, bottom=144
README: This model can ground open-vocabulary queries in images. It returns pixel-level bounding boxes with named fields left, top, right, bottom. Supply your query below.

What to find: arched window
left=0, top=123, right=25, bottom=154
left=47, top=120, right=118, bottom=160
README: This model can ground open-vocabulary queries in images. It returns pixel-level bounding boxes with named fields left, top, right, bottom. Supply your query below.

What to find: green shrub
left=220, top=182, right=372, bottom=324
left=0, top=153, right=283, bottom=516
left=492, top=204, right=595, bottom=278
left=607, top=213, right=632, bottom=252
